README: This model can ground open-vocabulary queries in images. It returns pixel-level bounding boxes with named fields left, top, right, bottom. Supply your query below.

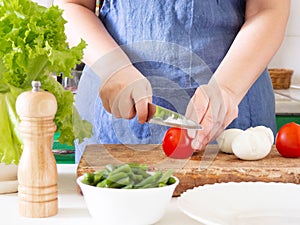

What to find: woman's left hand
left=186, top=0, right=290, bottom=150
left=185, top=78, right=239, bottom=150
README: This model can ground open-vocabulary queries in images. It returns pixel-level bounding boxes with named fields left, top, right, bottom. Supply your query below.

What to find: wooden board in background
left=77, top=144, right=300, bottom=196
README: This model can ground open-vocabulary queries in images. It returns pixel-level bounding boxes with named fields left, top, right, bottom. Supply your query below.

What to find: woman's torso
left=75, top=0, right=275, bottom=153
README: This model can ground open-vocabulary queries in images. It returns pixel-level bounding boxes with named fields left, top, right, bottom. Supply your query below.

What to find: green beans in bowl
left=77, top=163, right=179, bottom=225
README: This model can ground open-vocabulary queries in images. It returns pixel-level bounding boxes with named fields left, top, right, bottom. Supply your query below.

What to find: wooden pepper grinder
left=16, top=81, right=58, bottom=218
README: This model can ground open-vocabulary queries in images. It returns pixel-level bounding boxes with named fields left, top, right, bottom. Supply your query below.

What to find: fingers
left=135, top=97, right=152, bottom=124
left=185, top=87, right=209, bottom=149
left=132, top=78, right=152, bottom=124
left=101, top=68, right=152, bottom=122
left=190, top=108, right=214, bottom=150
left=112, top=89, right=136, bottom=119
left=99, top=72, right=120, bottom=114
left=186, top=85, right=227, bottom=151
left=186, top=88, right=208, bottom=138
left=185, top=87, right=209, bottom=124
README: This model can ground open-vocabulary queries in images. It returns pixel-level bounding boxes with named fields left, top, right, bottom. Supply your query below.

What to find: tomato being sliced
left=162, top=127, right=194, bottom=159
left=275, top=122, right=300, bottom=158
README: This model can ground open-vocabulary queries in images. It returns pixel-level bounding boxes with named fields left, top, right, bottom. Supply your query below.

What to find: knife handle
left=147, top=102, right=156, bottom=122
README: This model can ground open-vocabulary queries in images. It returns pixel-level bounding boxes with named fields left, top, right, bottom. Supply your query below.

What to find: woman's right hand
left=57, top=1, right=152, bottom=123
left=99, top=65, right=152, bottom=124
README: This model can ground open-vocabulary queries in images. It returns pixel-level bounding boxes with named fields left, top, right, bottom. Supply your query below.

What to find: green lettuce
left=0, top=0, right=92, bottom=164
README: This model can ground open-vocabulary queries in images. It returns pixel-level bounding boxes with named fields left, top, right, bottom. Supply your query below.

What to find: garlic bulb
left=216, top=129, right=244, bottom=154
left=247, top=126, right=274, bottom=145
left=232, top=128, right=272, bottom=160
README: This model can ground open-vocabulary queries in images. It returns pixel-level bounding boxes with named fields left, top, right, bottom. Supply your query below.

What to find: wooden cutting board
left=77, top=144, right=300, bottom=196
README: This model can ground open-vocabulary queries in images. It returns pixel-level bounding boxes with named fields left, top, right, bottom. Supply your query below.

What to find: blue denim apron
left=74, top=0, right=276, bottom=162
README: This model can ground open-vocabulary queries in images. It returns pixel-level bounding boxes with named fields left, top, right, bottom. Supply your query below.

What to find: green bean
left=105, top=164, right=115, bottom=172
left=140, top=182, right=160, bottom=189
left=91, top=170, right=109, bottom=185
left=110, top=164, right=131, bottom=175
left=158, top=183, right=166, bottom=187
left=93, top=173, right=102, bottom=185
left=158, top=169, right=173, bottom=184
left=167, top=177, right=176, bottom=185
left=95, top=169, right=109, bottom=177
left=106, top=172, right=128, bottom=185
left=131, top=167, right=150, bottom=178
left=135, top=171, right=162, bottom=188
left=123, top=184, right=134, bottom=189
left=82, top=173, right=94, bottom=185
left=128, top=163, right=147, bottom=170
left=82, top=163, right=175, bottom=189
left=109, top=177, right=130, bottom=188
left=96, top=179, right=108, bottom=188
left=132, top=174, right=144, bottom=183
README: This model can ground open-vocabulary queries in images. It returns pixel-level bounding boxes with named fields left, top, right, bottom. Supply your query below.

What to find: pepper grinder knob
left=16, top=80, right=58, bottom=218
left=31, top=80, right=41, bottom=92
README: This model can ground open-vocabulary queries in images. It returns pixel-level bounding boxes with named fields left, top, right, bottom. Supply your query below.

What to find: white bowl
left=0, top=163, right=17, bottom=181
left=77, top=174, right=179, bottom=225
left=0, top=163, right=18, bottom=194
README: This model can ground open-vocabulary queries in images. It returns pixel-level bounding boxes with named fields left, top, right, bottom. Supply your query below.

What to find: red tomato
left=275, top=122, right=300, bottom=158
left=162, top=127, right=194, bottom=159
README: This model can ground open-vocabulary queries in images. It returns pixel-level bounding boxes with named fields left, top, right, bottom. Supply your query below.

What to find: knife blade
left=147, top=103, right=202, bottom=130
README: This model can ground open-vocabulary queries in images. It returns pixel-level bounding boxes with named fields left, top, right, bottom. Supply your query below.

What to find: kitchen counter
left=0, top=164, right=200, bottom=225
left=275, top=86, right=300, bottom=115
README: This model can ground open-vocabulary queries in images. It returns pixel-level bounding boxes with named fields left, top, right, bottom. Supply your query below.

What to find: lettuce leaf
left=0, top=0, right=92, bottom=164
left=0, top=84, right=23, bottom=164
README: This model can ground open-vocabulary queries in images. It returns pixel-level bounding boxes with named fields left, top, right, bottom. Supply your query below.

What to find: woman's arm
left=186, top=0, right=290, bottom=150
left=213, top=0, right=290, bottom=105
left=55, top=0, right=152, bottom=123
left=55, top=0, right=119, bottom=65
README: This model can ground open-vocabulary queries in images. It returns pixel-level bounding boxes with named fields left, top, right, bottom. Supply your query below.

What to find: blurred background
left=268, top=0, right=300, bottom=85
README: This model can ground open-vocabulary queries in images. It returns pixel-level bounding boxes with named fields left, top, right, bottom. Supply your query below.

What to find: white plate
left=177, top=182, right=300, bottom=225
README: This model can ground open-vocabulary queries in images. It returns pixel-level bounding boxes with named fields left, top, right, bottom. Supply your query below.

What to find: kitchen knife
left=147, top=103, right=202, bottom=130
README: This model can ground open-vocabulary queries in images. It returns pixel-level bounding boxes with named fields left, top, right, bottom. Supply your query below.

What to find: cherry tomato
left=162, top=127, right=194, bottom=159
left=275, top=122, right=300, bottom=158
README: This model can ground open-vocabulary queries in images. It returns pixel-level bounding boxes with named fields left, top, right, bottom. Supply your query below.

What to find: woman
left=57, top=0, right=290, bottom=162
